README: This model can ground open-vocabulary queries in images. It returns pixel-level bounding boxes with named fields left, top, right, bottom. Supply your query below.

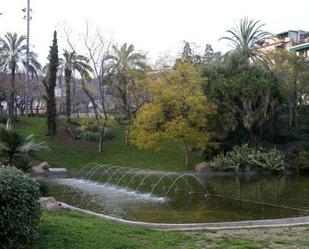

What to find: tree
left=181, top=41, right=193, bottom=61
left=82, top=23, right=112, bottom=152
left=109, top=43, right=148, bottom=145
left=0, top=33, right=41, bottom=125
left=131, top=62, right=216, bottom=166
left=43, top=31, right=59, bottom=136
left=268, top=50, right=309, bottom=127
left=220, top=17, right=272, bottom=63
left=202, top=51, right=282, bottom=146
left=59, top=50, right=90, bottom=121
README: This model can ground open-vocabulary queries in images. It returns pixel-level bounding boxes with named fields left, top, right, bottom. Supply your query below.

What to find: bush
left=36, top=178, right=50, bottom=197
left=209, top=144, right=284, bottom=172
left=0, top=167, right=41, bottom=248
left=82, top=131, right=100, bottom=142
left=103, top=128, right=115, bottom=140
left=82, top=129, right=115, bottom=143
left=14, top=156, right=32, bottom=172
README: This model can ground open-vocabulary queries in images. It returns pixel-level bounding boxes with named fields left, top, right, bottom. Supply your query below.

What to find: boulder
left=195, top=162, right=209, bottom=173
left=39, top=197, right=62, bottom=211
left=31, top=162, right=50, bottom=174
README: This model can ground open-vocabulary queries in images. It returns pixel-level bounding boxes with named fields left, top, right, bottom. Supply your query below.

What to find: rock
left=195, top=162, right=209, bottom=173
left=39, top=197, right=62, bottom=211
left=31, top=162, right=50, bottom=174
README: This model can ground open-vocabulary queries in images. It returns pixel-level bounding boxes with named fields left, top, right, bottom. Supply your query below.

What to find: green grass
left=31, top=211, right=309, bottom=249
left=30, top=211, right=272, bottom=249
left=16, top=117, right=202, bottom=171
left=31, top=211, right=196, bottom=249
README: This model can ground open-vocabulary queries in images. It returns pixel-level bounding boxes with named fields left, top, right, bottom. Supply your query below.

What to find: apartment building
left=258, top=30, right=309, bottom=57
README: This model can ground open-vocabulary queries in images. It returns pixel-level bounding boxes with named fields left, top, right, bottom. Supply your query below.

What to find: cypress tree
left=43, top=31, right=59, bottom=136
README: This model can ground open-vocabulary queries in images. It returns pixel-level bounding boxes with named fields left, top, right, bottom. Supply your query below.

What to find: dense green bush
left=103, top=128, right=115, bottom=140
left=209, top=144, right=284, bottom=172
left=36, top=178, right=50, bottom=197
left=82, top=131, right=100, bottom=142
left=0, top=167, right=41, bottom=248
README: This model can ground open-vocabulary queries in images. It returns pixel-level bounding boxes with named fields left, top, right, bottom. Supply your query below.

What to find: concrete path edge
left=60, top=202, right=309, bottom=231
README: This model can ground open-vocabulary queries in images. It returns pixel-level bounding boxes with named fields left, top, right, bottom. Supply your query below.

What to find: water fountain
left=75, top=163, right=209, bottom=198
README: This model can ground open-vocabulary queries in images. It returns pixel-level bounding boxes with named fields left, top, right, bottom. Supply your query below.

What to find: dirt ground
left=186, top=225, right=309, bottom=248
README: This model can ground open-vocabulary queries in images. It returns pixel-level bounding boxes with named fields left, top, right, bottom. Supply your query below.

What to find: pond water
left=48, top=170, right=309, bottom=224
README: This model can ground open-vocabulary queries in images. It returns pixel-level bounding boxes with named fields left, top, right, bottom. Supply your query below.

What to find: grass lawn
left=16, top=117, right=202, bottom=171
left=31, top=211, right=309, bottom=249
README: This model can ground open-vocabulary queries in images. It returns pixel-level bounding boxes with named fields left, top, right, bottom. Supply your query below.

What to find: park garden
left=0, top=17, right=308, bottom=248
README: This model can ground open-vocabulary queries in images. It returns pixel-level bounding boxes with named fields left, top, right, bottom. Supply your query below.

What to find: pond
left=48, top=167, right=309, bottom=224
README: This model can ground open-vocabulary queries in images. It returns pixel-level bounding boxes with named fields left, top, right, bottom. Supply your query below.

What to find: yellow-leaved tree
left=130, top=62, right=217, bottom=166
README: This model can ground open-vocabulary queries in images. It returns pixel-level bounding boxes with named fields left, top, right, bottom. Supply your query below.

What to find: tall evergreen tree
left=43, top=31, right=59, bottom=136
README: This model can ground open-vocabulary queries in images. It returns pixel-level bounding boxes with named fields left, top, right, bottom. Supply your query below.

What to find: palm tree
left=59, top=50, right=91, bottom=121
left=109, top=43, right=147, bottom=145
left=0, top=33, right=41, bottom=124
left=0, top=123, right=47, bottom=164
left=220, top=17, right=272, bottom=63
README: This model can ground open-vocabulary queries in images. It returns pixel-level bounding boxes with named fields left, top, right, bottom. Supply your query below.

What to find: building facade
left=258, top=30, right=309, bottom=57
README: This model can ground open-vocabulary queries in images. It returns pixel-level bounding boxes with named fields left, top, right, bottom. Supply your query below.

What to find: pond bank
left=60, top=202, right=309, bottom=231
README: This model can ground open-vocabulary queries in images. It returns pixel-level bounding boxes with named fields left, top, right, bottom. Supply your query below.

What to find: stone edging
left=60, top=202, right=309, bottom=231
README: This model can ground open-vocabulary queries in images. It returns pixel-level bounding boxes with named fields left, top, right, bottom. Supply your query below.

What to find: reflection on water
left=49, top=174, right=309, bottom=223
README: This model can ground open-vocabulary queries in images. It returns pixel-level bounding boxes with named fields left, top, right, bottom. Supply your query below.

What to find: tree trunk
left=184, top=144, right=189, bottom=167
left=8, top=67, right=16, bottom=127
left=65, top=70, right=72, bottom=122
left=65, top=80, right=71, bottom=121
left=81, top=80, right=103, bottom=153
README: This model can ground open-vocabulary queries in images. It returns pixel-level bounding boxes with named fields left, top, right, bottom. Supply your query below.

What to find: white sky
left=0, top=0, right=308, bottom=64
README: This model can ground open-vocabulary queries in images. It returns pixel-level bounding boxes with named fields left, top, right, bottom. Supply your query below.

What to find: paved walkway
left=60, top=202, right=309, bottom=231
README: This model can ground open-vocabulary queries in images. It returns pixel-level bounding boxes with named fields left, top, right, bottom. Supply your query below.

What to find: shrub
left=103, top=128, right=115, bottom=140
left=0, top=124, right=47, bottom=165
left=209, top=144, right=284, bottom=172
left=73, top=127, right=82, bottom=137
left=82, top=131, right=100, bottom=142
left=36, top=178, right=50, bottom=197
left=14, top=156, right=32, bottom=172
left=81, top=129, right=115, bottom=142
left=0, top=167, right=41, bottom=249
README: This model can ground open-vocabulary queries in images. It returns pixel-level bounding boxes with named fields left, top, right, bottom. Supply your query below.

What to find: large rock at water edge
left=31, top=161, right=50, bottom=174
left=195, top=162, right=209, bottom=173
left=39, top=197, right=62, bottom=211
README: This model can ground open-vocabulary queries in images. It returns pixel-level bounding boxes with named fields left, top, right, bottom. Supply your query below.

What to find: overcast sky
left=0, top=0, right=308, bottom=64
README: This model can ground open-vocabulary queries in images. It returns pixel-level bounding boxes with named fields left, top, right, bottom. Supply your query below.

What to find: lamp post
left=23, top=0, right=31, bottom=116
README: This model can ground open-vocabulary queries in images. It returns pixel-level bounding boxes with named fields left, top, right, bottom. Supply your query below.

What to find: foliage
left=298, top=152, right=309, bottom=170
left=109, top=43, right=149, bottom=145
left=14, top=156, right=32, bottom=172
left=79, top=118, right=115, bottom=142
left=0, top=167, right=41, bottom=249
left=82, top=131, right=100, bottom=142
left=17, top=117, right=202, bottom=171
left=0, top=32, right=41, bottom=123
left=267, top=49, right=309, bottom=128
left=43, top=31, right=59, bottom=136
left=220, top=17, right=272, bottom=64
left=209, top=144, right=284, bottom=172
left=36, top=178, right=50, bottom=197
left=59, top=50, right=92, bottom=121
left=131, top=61, right=216, bottom=166
left=202, top=51, right=282, bottom=145
left=0, top=124, right=47, bottom=166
